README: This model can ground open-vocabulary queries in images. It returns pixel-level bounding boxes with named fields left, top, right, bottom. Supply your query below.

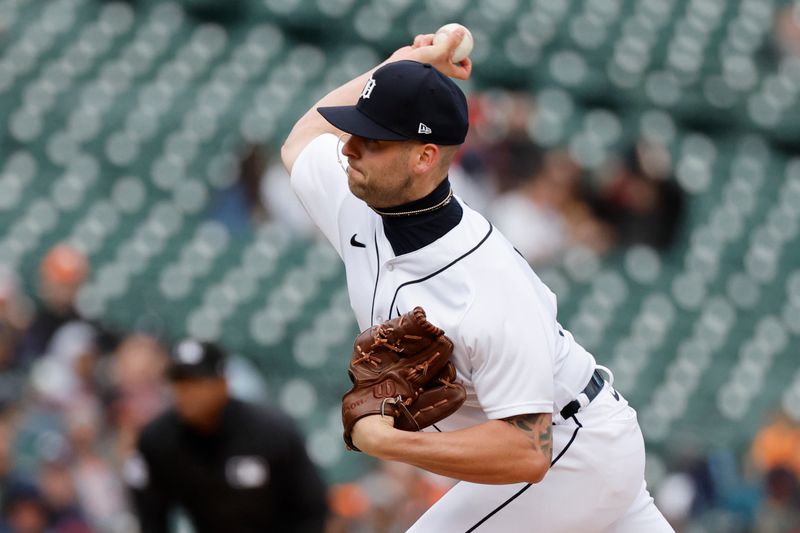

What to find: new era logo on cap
left=418, top=123, right=432, bottom=134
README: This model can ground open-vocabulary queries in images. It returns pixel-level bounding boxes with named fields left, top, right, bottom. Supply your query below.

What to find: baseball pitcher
left=281, top=29, right=674, bottom=533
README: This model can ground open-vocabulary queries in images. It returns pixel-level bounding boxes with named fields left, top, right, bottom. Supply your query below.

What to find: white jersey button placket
left=374, top=261, right=399, bottom=324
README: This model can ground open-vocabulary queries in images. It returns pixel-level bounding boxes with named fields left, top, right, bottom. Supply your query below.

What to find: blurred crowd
left=654, top=410, right=800, bottom=533
left=0, top=239, right=454, bottom=532
left=221, top=91, right=687, bottom=266
left=0, top=244, right=166, bottom=532
left=461, top=92, right=685, bottom=264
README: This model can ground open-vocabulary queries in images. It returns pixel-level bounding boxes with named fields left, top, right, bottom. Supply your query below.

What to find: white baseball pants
left=407, top=384, right=674, bottom=532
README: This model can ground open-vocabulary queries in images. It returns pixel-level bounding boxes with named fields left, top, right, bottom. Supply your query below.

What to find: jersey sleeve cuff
left=483, top=401, right=553, bottom=420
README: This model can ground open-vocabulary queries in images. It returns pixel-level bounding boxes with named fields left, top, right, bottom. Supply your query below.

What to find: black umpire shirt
left=128, top=399, right=327, bottom=533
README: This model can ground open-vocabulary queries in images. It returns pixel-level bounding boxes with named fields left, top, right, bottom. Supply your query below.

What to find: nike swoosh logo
left=350, top=234, right=366, bottom=248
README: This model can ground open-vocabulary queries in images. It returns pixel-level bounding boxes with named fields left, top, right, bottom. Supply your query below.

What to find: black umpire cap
left=318, top=60, right=469, bottom=146
left=167, top=339, right=227, bottom=381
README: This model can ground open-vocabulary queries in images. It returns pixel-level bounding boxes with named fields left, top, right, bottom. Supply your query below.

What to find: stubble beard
left=347, top=163, right=415, bottom=209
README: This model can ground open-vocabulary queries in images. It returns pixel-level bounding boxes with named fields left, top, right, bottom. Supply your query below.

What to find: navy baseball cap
left=167, top=339, right=227, bottom=381
left=318, top=60, right=469, bottom=145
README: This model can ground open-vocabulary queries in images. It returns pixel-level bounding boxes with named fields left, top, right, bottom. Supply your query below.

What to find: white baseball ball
left=433, top=23, right=474, bottom=63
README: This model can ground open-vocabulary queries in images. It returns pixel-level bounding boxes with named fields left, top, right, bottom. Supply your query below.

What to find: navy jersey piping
left=370, top=230, right=380, bottom=327
left=387, top=223, right=494, bottom=319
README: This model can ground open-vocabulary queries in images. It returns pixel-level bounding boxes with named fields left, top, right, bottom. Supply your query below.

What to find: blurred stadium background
left=0, top=0, right=799, bottom=531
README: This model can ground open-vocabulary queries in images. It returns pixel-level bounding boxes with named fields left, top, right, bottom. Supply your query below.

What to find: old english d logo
left=374, top=381, right=396, bottom=398
left=360, top=77, right=376, bottom=99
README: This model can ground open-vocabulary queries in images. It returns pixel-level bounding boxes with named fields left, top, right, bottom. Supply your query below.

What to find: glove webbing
left=380, top=371, right=460, bottom=432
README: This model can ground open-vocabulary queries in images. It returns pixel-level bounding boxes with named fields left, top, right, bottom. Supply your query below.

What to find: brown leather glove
left=341, top=307, right=465, bottom=450
left=393, top=360, right=466, bottom=432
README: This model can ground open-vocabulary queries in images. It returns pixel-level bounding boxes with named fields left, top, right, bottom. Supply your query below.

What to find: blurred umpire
left=125, top=339, right=328, bottom=532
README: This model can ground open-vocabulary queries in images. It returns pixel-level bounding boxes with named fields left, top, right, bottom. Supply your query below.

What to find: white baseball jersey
left=291, top=133, right=596, bottom=425
left=291, top=133, right=674, bottom=532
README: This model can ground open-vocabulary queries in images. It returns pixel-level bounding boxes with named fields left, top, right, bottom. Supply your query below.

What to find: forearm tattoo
left=503, top=413, right=553, bottom=462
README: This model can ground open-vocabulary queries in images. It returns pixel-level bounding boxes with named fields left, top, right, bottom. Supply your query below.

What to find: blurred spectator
left=37, top=461, right=90, bottom=532
left=751, top=411, right=800, bottom=479
left=465, top=92, right=542, bottom=195
left=29, top=322, right=98, bottom=411
left=260, top=160, right=318, bottom=237
left=753, top=467, right=800, bottom=533
left=126, top=339, right=327, bottom=533
left=655, top=450, right=717, bottom=530
left=107, top=334, right=170, bottom=460
left=774, top=5, right=800, bottom=58
left=489, top=150, right=612, bottom=265
left=328, top=462, right=453, bottom=533
left=0, top=420, right=22, bottom=509
left=0, top=266, right=30, bottom=407
left=454, top=95, right=499, bottom=211
left=655, top=471, right=696, bottom=531
left=488, top=129, right=543, bottom=195
left=591, top=141, right=685, bottom=251
left=210, top=143, right=269, bottom=233
left=447, top=164, right=492, bottom=214
left=0, top=482, right=50, bottom=533
left=15, top=246, right=89, bottom=366
left=66, top=406, right=129, bottom=532
left=0, top=265, right=31, bottom=360
left=327, top=483, right=370, bottom=533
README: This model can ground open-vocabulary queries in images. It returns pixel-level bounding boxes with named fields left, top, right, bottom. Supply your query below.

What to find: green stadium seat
left=242, top=243, right=281, bottom=279
left=783, top=379, right=800, bottom=421
left=94, top=263, right=132, bottom=300
left=75, top=284, right=106, bottom=320
left=292, top=330, right=331, bottom=369
left=172, top=180, right=208, bottom=215
left=226, top=267, right=259, bottom=301
left=609, top=333, right=651, bottom=394
left=280, top=376, right=319, bottom=420
left=106, top=133, right=140, bottom=166
left=625, top=245, right=662, bottom=285
left=0, top=152, right=36, bottom=213
left=539, top=268, right=571, bottom=302
left=111, top=176, right=146, bottom=214
left=726, top=272, right=761, bottom=310
left=249, top=306, right=287, bottom=346
left=158, top=263, right=194, bottom=300
left=114, top=239, right=150, bottom=276
left=263, top=0, right=305, bottom=17
left=0, top=0, right=23, bottom=32
left=66, top=200, right=121, bottom=255
left=305, top=420, right=346, bottom=469
left=563, top=246, right=602, bottom=284
left=186, top=306, right=223, bottom=341
left=709, top=204, right=745, bottom=243
left=9, top=108, right=44, bottom=142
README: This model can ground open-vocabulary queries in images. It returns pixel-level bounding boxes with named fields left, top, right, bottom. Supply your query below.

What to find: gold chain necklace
left=370, top=188, right=454, bottom=218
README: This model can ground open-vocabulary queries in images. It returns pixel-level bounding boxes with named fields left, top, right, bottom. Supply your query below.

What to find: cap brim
left=317, top=106, right=408, bottom=141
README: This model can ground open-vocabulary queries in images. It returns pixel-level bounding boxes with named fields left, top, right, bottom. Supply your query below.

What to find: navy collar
left=380, top=178, right=463, bottom=256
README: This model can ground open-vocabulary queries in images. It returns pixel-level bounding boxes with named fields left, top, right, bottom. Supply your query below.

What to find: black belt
left=559, top=370, right=605, bottom=420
